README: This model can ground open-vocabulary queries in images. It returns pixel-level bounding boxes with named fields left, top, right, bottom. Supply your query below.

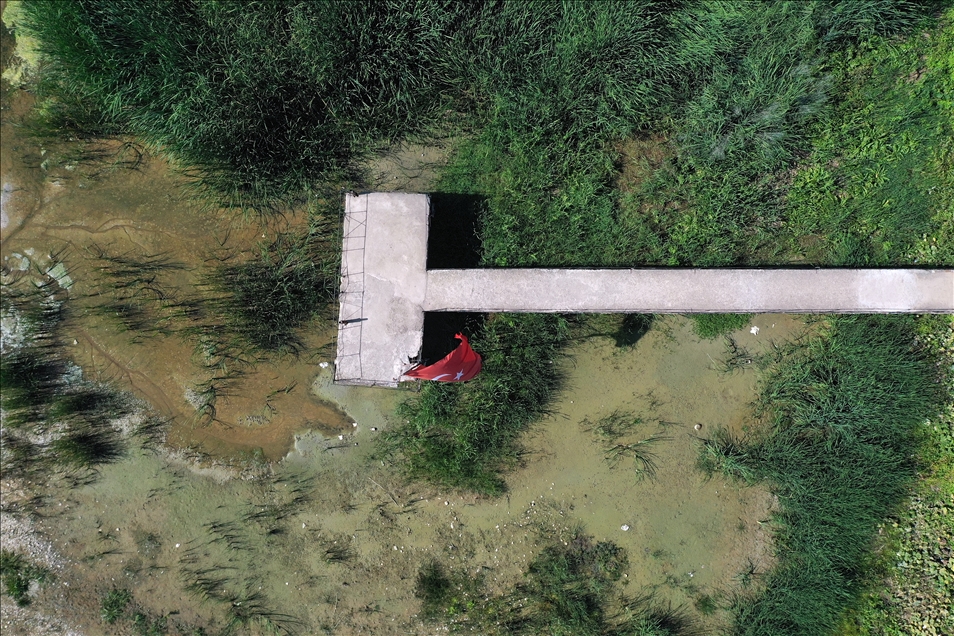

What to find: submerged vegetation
left=0, top=271, right=138, bottom=480
left=417, top=530, right=700, bottom=635
left=583, top=410, right=669, bottom=481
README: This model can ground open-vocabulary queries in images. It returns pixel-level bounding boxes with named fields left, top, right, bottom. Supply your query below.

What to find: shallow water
left=1, top=6, right=802, bottom=632
left=5, top=315, right=804, bottom=635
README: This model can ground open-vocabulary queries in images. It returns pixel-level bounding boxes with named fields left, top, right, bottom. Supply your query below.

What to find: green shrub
left=388, top=313, right=568, bottom=494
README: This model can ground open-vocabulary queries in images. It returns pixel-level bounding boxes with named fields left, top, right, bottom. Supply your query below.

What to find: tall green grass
left=386, top=313, right=568, bottom=495
left=20, top=0, right=481, bottom=208
left=701, top=315, right=947, bottom=635
left=784, top=8, right=954, bottom=265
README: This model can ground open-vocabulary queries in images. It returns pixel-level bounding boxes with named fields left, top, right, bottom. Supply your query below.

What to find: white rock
left=621, top=524, right=630, bottom=531
left=750, top=326, right=760, bottom=335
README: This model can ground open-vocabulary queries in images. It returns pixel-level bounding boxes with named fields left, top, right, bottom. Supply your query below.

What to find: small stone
left=621, top=524, right=630, bottom=531
left=694, top=424, right=702, bottom=431
left=750, top=326, right=760, bottom=335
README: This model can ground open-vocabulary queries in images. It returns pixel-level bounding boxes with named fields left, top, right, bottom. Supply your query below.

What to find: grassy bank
left=15, top=0, right=483, bottom=208
left=838, top=317, right=954, bottom=636
left=701, top=315, right=949, bottom=635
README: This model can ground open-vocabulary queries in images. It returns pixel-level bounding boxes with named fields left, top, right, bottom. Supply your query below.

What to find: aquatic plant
left=0, top=550, right=50, bottom=607
left=101, top=587, right=132, bottom=623
left=605, top=435, right=668, bottom=481
left=417, top=530, right=700, bottom=635
left=583, top=411, right=669, bottom=480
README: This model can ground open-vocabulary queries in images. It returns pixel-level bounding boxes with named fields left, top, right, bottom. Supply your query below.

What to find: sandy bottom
left=1, top=315, right=802, bottom=635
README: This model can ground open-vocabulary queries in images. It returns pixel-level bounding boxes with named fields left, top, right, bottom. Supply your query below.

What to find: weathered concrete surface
left=335, top=192, right=953, bottom=387
left=334, top=193, right=429, bottom=387
left=424, top=268, right=954, bottom=313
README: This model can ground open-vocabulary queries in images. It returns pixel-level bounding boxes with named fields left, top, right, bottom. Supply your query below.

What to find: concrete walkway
left=425, top=268, right=953, bottom=314
left=334, top=193, right=954, bottom=387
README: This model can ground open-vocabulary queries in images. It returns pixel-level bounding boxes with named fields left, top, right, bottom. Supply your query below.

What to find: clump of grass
left=689, top=314, right=752, bottom=340
left=387, top=313, right=569, bottom=495
left=0, top=550, right=50, bottom=607
left=51, top=424, right=126, bottom=467
left=584, top=411, right=669, bottom=481
left=706, top=315, right=947, bottom=636
left=513, top=533, right=628, bottom=634
left=101, top=587, right=132, bottom=623
left=207, top=228, right=338, bottom=355
left=698, top=427, right=760, bottom=485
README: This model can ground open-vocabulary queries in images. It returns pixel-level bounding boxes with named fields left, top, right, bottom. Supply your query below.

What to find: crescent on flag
left=404, top=333, right=482, bottom=382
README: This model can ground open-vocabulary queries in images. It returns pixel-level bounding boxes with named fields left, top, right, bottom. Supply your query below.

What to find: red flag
left=404, top=333, right=482, bottom=382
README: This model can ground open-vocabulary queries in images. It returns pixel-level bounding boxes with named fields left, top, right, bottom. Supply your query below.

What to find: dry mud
left=1, top=6, right=797, bottom=634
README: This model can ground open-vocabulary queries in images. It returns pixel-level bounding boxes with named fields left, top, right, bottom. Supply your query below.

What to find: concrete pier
left=334, top=192, right=428, bottom=387
left=424, top=268, right=954, bottom=314
left=335, top=193, right=954, bottom=387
